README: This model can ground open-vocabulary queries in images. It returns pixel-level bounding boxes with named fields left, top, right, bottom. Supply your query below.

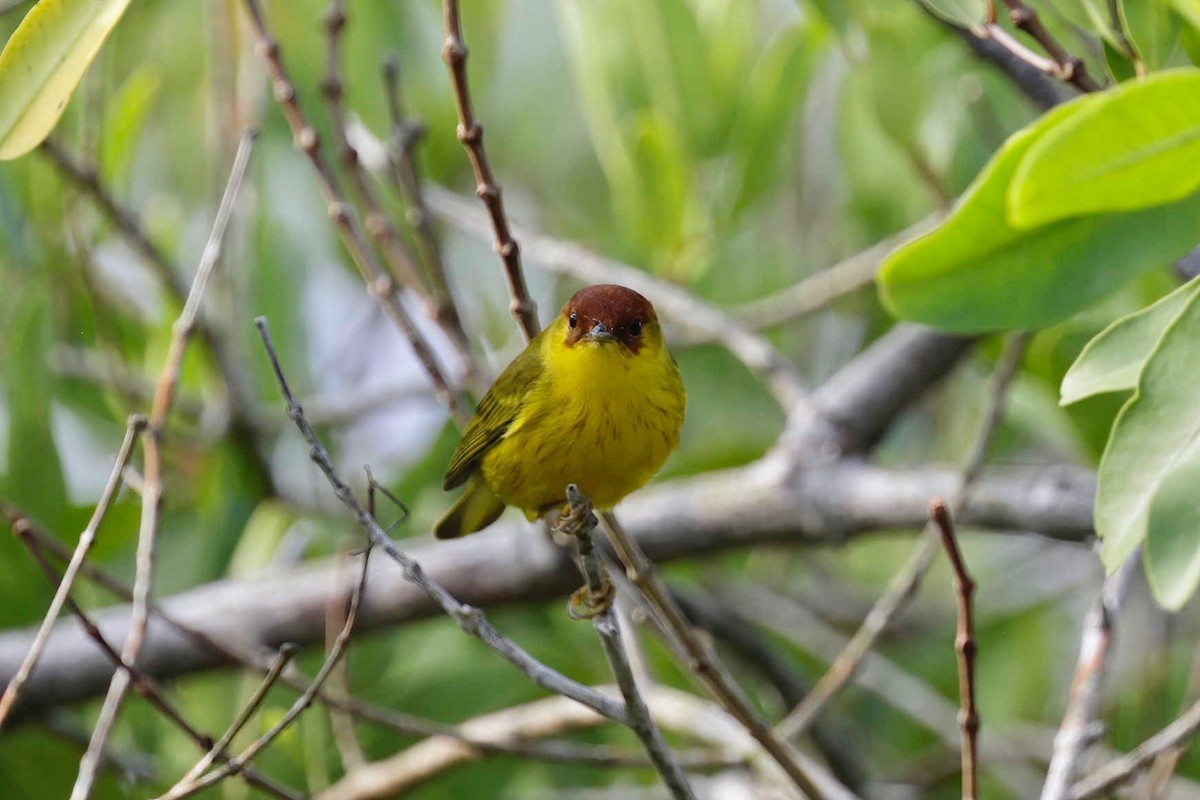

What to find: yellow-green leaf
left=0, top=0, right=134, bottom=160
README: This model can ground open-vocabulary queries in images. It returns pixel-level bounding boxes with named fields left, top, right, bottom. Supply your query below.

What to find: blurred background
left=0, top=0, right=1195, bottom=797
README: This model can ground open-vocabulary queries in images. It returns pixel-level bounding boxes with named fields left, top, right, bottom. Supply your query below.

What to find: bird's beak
left=585, top=322, right=617, bottom=344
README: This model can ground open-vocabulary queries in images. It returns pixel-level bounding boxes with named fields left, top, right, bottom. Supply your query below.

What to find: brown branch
left=39, top=138, right=275, bottom=492
left=778, top=332, right=1026, bottom=739
left=156, top=549, right=372, bottom=800
left=318, top=0, right=476, bottom=380
left=0, top=413, right=145, bottom=728
left=930, top=500, right=980, bottom=800
left=560, top=488, right=697, bottom=800
left=14, top=522, right=301, bottom=800
left=440, top=0, right=540, bottom=341
left=71, top=129, right=258, bottom=800
left=1042, top=553, right=1139, bottom=799
left=255, top=316, right=628, bottom=723
left=597, top=510, right=840, bottom=799
left=997, top=0, right=1103, bottom=92
left=240, top=0, right=468, bottom=426
left=381, top=56, right=473, bottom=362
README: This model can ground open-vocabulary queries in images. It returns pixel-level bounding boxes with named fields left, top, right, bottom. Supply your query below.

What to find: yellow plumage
left=434, top=285, right=686, bottom=538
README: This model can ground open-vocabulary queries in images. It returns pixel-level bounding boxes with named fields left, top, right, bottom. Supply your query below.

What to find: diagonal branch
left=70, top=129, right=258, bottom=800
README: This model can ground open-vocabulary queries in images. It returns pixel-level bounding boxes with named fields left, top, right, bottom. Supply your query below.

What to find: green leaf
left=99, top=66, right=161, bottom=183
left=1145, top=443, right=1200, bottom=609
left=880, top=93, right=1200, bottom=333
left=1060, top=276, right=1200, bottom=405
left=1096, top=286, right=1200, bottom=571
left=914, top=0, right=988, bottom=28
left=0, top=0, right=134, bottom=160
left=1009, top=69, right=1200, bottom=228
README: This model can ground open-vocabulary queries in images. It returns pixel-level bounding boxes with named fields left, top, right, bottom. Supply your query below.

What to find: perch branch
left=560, top=488, right=697, bottom=800
left=995, top=0, right=1103, bottom=92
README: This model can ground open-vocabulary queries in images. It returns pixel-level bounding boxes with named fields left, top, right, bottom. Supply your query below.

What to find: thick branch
left=0, top=461, right=1094, bottom=719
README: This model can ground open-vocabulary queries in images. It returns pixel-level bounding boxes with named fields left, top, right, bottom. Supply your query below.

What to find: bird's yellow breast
left=479, top=322, right=685, bottom=518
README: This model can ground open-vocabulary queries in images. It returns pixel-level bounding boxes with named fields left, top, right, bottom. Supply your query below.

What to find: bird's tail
left=433, top=478, right=507, bottom=539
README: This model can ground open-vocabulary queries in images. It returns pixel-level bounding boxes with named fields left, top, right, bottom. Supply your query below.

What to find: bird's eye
left=629, top=319, right=642, bottom=336
left=568, top=311, right=578, bottom=329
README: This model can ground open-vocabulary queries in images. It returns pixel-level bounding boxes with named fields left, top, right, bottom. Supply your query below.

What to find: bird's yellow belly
left=479, top=347, right=684, bottom=517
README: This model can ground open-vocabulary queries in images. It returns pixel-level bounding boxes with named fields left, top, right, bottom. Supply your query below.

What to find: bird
left=434, top=284, right=686, bottom=538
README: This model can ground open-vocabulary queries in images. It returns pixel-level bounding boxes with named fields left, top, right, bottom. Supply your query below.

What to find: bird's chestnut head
left=561, top=284, right=657, bottom=354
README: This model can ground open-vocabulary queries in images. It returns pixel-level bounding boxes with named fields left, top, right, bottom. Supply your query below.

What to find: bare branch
left=71, top=129, right=258, bottom=800
left=1042, top=553, right=1139, bottom=799
left=931, top=500, right=980, bottom=800
left=240, top=0, right=468, bottom=426
left=559, top=488, right=697, bottom=800
left=996, top=0, right=1103, bottom=92
left=598, top=510, right=842, bottom=799
left=440, top=0, right=540, bottom=340
left=14, top=522, right=301, bottom=800
left=0, top=413, right=145, bottom=727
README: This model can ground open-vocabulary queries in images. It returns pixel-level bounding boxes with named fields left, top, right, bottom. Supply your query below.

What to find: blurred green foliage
left=2, top=0, right=1200, bottom=797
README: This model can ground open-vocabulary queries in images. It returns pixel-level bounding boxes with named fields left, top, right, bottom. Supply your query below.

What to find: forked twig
left=1042, top=553, right=1138, bottom=799
left=559, top=487, right=697, bottom=800
left=240, top=0, right=467, bottom=426
left=930, top=500, right=980, bottom=800
left=71, top=129, right=258, bottom=800
left=254, top=316, right=627, bottom=724
left=996, top=0, right=1102, bottom=92
left=597, top=510, right=835, bottom=799
left=14, top=523, right=301, bottom=800
left=155, top=549, right=372, bottom=800
left=778, top=332, right=1027, bottom=740
left=440, top=0, right=539, bottom=341
left=0, top=413, right=145, bottom=727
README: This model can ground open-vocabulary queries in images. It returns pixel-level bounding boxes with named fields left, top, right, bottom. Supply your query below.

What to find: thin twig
left=1068, top=686, right=1200, bottom=798
left=14, top=523, right=302, bottom=800
left=319, top=0, right=442, bottom=325
left=597, top=510, right=836, bottom=799
left=0, top=413, right=145, bottom=728
left=996, top=0, right=1103, bottom=92
left=70, top=129, right=258, bottom=800
left=440, top=0, right=540, bottom=341
left=40, top=138, right=275, bottom=491
left=254, top=316, right=628, bottom=724
left=381, top=56, right=471, bottom=361
left=327, top=549, right=368, bottom=772
left=156, top=549, right=372, bottom=800
left=930, top=500, right=980, bottom=800
left=240, top=0, right=467, bottom=426
left=169, top=645, right=299, bottom=791
left=778, top=331, right=1028, bottom=739
left=560, top=488, right=697, bottom=800
left=1042, top=553, right=1139, bottom=800
left=425, top=185, right=809, bottom=414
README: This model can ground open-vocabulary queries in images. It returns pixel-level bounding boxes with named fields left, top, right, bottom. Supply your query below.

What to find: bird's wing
left=443, top=339, right=544, bottom=490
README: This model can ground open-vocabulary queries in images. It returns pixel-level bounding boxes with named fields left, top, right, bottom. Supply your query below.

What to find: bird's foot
left=567, top=572, right=615, bottom=620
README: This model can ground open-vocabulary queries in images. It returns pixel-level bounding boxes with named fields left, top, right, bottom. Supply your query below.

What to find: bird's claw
left=567, top=574, right=614, bottom=620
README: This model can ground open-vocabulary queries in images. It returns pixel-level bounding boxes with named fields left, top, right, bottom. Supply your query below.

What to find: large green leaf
left=1060, top=276, right=1200, bottom=405
left=1145, top=444, right=1200, bottom=610
left=0, top=0, right=134, bottom=160
left=1096, top=286, right=1200, bottom=571
left=1009, top=70, right=1200, bottom=228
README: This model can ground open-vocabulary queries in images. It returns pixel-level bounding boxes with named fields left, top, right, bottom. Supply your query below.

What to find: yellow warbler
left=434, top=284, right=686, bottom=538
